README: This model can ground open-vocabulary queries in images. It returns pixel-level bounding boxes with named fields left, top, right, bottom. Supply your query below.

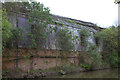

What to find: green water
left=46, top=68, right=119, bottom=78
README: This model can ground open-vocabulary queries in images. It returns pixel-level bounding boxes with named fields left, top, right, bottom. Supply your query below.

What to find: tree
left=55, top=27, right=73, bottom=55
left=115, top=0, right=120, bottom=4
left=94, top=26, right=119, bottom=67
left=2, top=0, right=35, bottom=14
left=27, top=2, right=52, bottom=49
left=2, top=8, right=12, bottom=48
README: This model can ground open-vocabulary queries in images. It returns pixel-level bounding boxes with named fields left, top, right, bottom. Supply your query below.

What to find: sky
left=37, top=0, right=118, bottom=28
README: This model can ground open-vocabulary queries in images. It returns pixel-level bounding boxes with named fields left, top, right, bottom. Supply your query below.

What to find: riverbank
left=3, top=64, right=119, bottom=78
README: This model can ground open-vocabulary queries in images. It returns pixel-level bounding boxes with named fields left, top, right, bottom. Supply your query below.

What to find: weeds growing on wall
left=79, top=29, right=91, bottom=50
left=54, top=21, right=63, bottom=26
left=94, top=32, right=101, bottom=47
left=89, top=52, right=102, bottom=69
left=54, top=26, right=74, bottom=54
left=52, top=26, right=74, bottom=69
left=80, top=63, right=91, bottom=70
left=65, top=19, right=76, bottom=24
left=11, top=26, right=24, bottom=47
left=88, top=43, right=98, bottom=52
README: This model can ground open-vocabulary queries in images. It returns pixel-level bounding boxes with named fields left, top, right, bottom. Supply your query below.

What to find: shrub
left=109, top=52, right=119, bottom=67
left=80, top=63, right=91, bottom=70
left=2, top=8, right=13, bottom=48
left=60, top=70, right=66, bottom=75
left=55, top=27, right=73, bottom=53
left=27, top=2, right=52, bottom=49
left=88, top=52, right=102, bottom=69
left=95, top=26, right=118, bottom=67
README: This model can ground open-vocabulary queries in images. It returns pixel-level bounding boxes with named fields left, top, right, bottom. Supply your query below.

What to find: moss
left=64, top=24, right=69, bottom=26
left=44, top=60, right=50, bottom=64
left=60, top=18, right=64, bottom=21
left=66, top=19, right=76, bottom=24
left=78, top=24, right=82, bottom=27
left=54, top=21, right=63, bottom=26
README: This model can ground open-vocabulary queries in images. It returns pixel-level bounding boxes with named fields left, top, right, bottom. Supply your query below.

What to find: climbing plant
left=58, top=27, right=73, bottom=52
left=88, top=42, right=98, bottom=52
left=53, top=26, right=73, bottom=54
left=94, top=32, right=101, bottom=47
left=79, top=29, right=91, bottom=50
left=27, top=2, right=52, bottom=49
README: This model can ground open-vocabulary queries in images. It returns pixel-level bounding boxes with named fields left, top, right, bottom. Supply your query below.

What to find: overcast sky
left=37, top=0, right=118, bottom=28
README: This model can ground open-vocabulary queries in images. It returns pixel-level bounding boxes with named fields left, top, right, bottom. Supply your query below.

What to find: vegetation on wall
left=55, top=27, right=73, bottom=53
left=2, top=8, right=25, bottom=68
left=79, top=26, right=119, bottom=70
left=2, top=8, right=13, bottom=48
left=79, top=29, right=91, bottom=50
left=2, top=1, right=119, bottom=77
left=94, top=33, right=101, bottom=47
left=2, top=8, right=25, bottom=49
left=2, top=1, right=33, bottom=14
left=27, top=2, right=52, bottom=49
left=94, top=26, right=119, bottom=67
left=11, top=26, right=24, bottom=47
left=65, top=19, right=76, bottom=24
left=89, top=52, right=102, bottom=69
left=54, top=21, right=63, bottom=26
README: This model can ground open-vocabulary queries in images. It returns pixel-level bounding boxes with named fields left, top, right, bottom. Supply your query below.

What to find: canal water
left=46, top=68, right=119, bottom=78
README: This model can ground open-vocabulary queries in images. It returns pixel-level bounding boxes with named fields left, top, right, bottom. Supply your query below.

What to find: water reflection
left=47, top=68, right=118, bottom=78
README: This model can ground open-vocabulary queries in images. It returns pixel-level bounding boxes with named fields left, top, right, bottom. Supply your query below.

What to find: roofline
left=50, top=14, right=105, bottom=30
left=7, top=11, right=105, bottom=30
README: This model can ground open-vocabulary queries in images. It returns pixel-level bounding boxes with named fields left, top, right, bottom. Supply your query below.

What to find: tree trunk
left=16, top=13, right=19, bottom=68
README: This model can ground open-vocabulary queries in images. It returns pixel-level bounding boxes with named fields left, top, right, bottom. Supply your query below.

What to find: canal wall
left=3, top=11, right=104, bottom=72
left=2, top=48, right=91, bottom=72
